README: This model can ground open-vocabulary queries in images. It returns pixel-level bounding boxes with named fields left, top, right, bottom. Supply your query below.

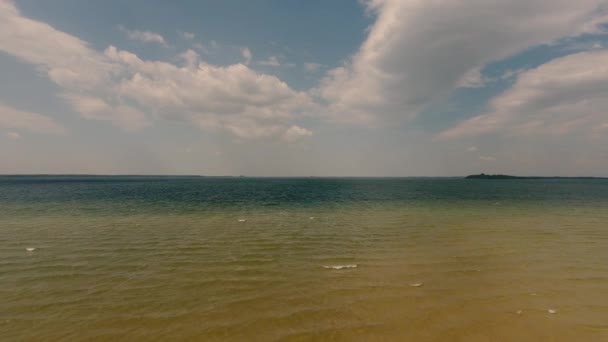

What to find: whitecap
left=25, top=247, right=36, bottom=252
left=309, top=217, right=315, bottom=220
left=410, top=283, right=423, bottom=287
left=238, top=219, right=246, bottom=222
left=548, top=309, right=557, bottom=314
left=323, top=264, right=357, bottom=270
left=516, top=310, right=523, bottom=315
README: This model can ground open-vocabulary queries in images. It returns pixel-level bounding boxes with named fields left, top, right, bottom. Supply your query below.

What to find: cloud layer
left=440, top=50, right=608, bottom=139
left=2, top=0, right=608, bottom=175
left=315, top=0, right=608, bottom=124
left=0, top=1, right=312, bottom=142
left=0, top=102, right=64, bottom=134
left=119, top=26, right=167, bottom=47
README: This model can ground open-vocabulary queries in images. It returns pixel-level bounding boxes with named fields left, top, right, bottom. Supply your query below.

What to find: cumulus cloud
left=6, top=131, right=21, bottom=140
left=315, top=0, right=608, bottom=124
left=177, top=49, right=200, bottom=69
left=61, top=94, right=150, bottom=131
left=457, top=68, right=489, bottom=88
left=259, top=56, right=281, bottom=67
left=281, top=125, right=313, bottom=143
left=304, top=63, right=322, bottom=72
left=0, top=2, right=115, bottom=91
left=439, top=50, right=608, bottom=140
left=180, top=31, right=195, bottom=40
left=241, top=47, right=252, bottom=65
left=0, top=1, right=312, bottom=141
left=119, top=25, right=167, bottom=47
left=0, top=102, right=65, bottom=134
left=499, top=68, right=527, bottom=81
left=104, top=46, right=311, bottom=138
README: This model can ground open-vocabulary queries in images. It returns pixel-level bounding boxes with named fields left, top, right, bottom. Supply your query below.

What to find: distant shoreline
left=0, top=174, right=205, bottom=177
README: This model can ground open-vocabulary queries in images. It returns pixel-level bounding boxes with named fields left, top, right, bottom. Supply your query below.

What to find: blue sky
left=1, top=0, right=608, bottom=176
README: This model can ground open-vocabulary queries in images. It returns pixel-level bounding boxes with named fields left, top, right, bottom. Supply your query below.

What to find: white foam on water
left=410, top=283, right=423, bottom=287
left=309, top=217, right=315, bottom=220
left=25, top=247, right=36, bottom=252
left=516, top=310, right=523, bottom=315
left=323, top=264, right=357, bottom=270
left=548, top=309, right=557, bottom=314
left=238, top=219, right=246, bottom=222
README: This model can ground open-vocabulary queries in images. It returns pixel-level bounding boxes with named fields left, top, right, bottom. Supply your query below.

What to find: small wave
left=25, top=247, right=36, bottom=252
left=323, top=264, right=357, bottom=270
left=238, top=219, right=246, bottom=222
left=409, top=283, right=423, bottom=287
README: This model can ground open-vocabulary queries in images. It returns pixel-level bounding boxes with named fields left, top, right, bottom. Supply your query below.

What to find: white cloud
left=259, top=56, right=281, bottom=67
left=561, top=40, right=605, bottom=52
left=304, top=63, right=322, bottom=72
left=192, top=43, right=207, bottom=54
left=104, top=46, right=312, bottom=139
left=180, top=31, right=195, bottom=40
left=439, top=50, right=608, bottom=140
left=500, top=68, right=526, bottom=81
left=241, top=47, right=252, bottom=65
left=61, top=94, right=150, bottom=131
left=0, top=1, right=312, bottom=141
left=0, top=102, right=64, bottom=134
left=6, top=131, right=21, bottom=140
left=281, top=125, right=313, bottom=143
left=0, top=2, right=115, bottom=91
left=119, top=25, right=167, bottom=47
left=457, top=68, right=488, bottom=88
left=0, top=2, right=150, bottom=132
left=315, top=0, right=608, bottom=124
left=178, top=49, right=199, bottom=69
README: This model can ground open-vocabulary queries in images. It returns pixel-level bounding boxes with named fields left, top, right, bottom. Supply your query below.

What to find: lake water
left=1, top=176, right=607, bottom=341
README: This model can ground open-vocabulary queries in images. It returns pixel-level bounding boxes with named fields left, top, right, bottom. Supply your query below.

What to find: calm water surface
left=1, top=177, right=608, bottom=341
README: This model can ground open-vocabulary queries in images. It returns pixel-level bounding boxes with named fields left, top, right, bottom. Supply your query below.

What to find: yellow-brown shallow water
left=1, top=177, right=608, bottom=341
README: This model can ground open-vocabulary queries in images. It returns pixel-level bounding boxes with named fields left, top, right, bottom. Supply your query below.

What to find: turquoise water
left=1, top=177, right=608, bottom=341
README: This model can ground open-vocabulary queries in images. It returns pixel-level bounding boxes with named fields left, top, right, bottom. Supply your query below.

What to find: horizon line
left=1, top=174, right=607, bottom=179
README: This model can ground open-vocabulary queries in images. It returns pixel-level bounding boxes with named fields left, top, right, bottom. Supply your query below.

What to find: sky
left=1, top=0, right=608, bottom=176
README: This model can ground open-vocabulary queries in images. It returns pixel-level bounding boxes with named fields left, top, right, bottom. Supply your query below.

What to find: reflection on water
left=1, top=177, right=608, bottom=341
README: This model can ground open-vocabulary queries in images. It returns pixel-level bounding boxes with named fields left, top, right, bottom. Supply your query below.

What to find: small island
left=466, top=173, right=605, bottom=179
left=466, top=174, right=522, bottom=179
